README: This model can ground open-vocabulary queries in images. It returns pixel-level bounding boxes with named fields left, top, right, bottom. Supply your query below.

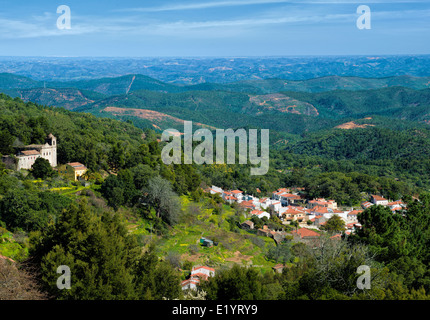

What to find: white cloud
left=117, top=0, right=294, bottom=12
left=118, top=0, right=429, bottom=12
left=0, top=3, right=428, bottom=40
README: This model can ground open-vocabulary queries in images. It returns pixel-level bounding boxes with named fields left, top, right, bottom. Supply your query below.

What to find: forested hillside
left=0, top=91, right=429, bottom=301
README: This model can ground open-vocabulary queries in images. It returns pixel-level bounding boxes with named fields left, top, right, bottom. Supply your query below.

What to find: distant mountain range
left=1, top=72, right=429, bottom=137
left=1, top=55, right=430, bottom=83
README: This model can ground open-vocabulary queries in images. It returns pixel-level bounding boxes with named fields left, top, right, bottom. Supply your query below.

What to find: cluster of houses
left=208, top=186, right=406, bottom=237
left=183, top=188, right=407, bottom=290
left=361, top=194, right=406, bottom=213
left=1, top=133, right=88, bottom=181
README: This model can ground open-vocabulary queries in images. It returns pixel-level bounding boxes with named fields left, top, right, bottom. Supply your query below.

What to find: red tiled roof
left=312, top=207, right=329, bottom=214
left=348, top=210, right=363, bottom=215
left=251, top=210, right=265, bottom=215
left=20, top=149, right=40, bottom=156
left=239, top=200, right=255, bottom=208
left=230, top=190, right=243, bottom=194
left=224, top=196, right=237, bottom=200
left=292, top=228, right=321, bottom=238
left=181, top=279, right=200, bottom=286
left=371, top=194, right=387, bottom=201
left=192, top=266, right=215, bottom=273
left=388, top=200, right=404, bottom=206
left=280, top=193, right=301, bottom=199
left=67, top=162, right=87, bottom=169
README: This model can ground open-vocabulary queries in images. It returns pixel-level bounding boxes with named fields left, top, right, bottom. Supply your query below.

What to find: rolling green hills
left=1, top=72, right=430, bottom=138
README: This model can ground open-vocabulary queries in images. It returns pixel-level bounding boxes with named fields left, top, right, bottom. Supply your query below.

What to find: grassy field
left=0, top=227, right=28, bottom=261
left=2, top=176, right=284, bottom=274
left=139, top=195, right=281, bottom=274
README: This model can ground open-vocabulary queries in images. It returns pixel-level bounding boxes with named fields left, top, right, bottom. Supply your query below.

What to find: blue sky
left=0, top=0, right=429, bottom=56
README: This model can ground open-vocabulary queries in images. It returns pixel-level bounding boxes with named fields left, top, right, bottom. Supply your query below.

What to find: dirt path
left=126, top=75, right=136, bottom=94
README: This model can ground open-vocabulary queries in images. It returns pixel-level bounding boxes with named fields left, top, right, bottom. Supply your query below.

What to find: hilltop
left=1, top=73, right=429, bottom=136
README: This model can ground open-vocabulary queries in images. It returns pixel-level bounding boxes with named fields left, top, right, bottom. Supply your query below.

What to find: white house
left=371, top=195, right=389, bottom=206
left=250, top=209, right=271, bottom=220
left=181, top=278, right=200, bottom=291
left=269, top=201, right=282, bottom=214
left=191, top=266, right=215, bottom=279
left=181, top=266, right=216, bottom=291
left=210, top=185, right=224, bottom=195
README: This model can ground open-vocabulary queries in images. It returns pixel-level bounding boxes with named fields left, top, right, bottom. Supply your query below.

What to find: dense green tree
left=133, top=243, right=182, bottom=300
left=31, top=158, right=56, bottom=179
left=201, top=264, right=265, bottom=300
left=30, top=201, right=141, bottom=300
left=0, top=130, right=14, bottom=155
left=100, top=175, right=125, bottom=210
left=0, top=189, right=47, bottom=232
left=321, top=214, right=346, bottom=234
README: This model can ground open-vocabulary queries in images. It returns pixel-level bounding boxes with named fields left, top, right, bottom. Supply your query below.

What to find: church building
left=2, top=134, right=57, bottom=170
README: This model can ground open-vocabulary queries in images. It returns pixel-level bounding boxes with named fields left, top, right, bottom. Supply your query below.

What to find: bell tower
left=45, top=133, right=57, bottom=167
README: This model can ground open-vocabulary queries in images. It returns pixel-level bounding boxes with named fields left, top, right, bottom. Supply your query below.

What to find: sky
left=0, top=0, right=429, bottom=57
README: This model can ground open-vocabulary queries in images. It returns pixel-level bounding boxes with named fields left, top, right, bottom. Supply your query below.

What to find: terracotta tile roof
left=225, top=196, right=237, bottom=200
left=312, top=207, right=329, bottom=214
left=361, top=201, right=373, bottom=208
left=67, top=162, right=86, bottom=168
left=371, top=194, right=387, bottom=201
left=348, top=210, right=363, bottom=215
left=20, top=149, right=40, bottom=156
left=181, top=279, right=200, bottom=286
left=292, top=228, right=321, bottom=238
left=230, top=190, right=243, bottom=194
left=193, top=266, right=215, bottom=272
left=388, top=200, right=404, bottom=206
left=239, top=200, right=255, bottom=208
left=251, top=209, right=266, bottom=215
left=280, top=193, right=301, bottom=199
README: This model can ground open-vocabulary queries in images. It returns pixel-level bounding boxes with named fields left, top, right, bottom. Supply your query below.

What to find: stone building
left=2, top=134, right=57, bottom=170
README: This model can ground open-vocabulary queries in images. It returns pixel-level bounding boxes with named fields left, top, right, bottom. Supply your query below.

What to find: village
left=180, top=184, right=407, bottom=291
left=209, top=185, right=405, bottom=235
